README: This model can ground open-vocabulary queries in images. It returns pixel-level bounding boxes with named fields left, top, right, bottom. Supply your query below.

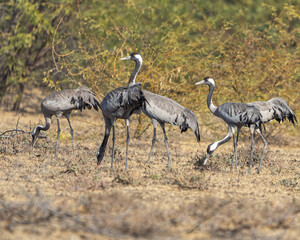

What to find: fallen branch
left=0, top=129, right=26, bottom=137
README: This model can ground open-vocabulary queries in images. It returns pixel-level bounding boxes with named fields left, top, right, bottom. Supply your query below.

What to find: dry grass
left=0, top=96, right=299, bottom=240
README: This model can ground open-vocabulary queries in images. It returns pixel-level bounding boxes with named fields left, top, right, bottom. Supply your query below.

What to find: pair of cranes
left=97, top=53, right=200, bottom=170
left=32, top=53, right=297, bottom=173
left=195, top=77, right=297, bottom=173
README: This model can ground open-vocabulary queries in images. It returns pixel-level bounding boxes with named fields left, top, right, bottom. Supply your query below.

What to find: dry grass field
left=0, top=88, right=299, bottom=240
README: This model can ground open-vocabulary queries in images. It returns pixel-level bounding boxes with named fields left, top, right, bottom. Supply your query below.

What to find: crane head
left=201, top=142, right=218, bottom=165
left=31, top=126, right=39, bottom=148
left=120, top=52, right=143, bottom=64
left=195, top=77, right=215, bottom=86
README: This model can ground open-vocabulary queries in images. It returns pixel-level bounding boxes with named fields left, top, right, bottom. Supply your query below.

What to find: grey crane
left=96, top=53, right=144, bottom=170
left=120, top=52, right=200, bottom=168
left=32, top=86, right=100, bottom=158
left=195, top=77, right=263, bottom=172
left=96, top=83, right=146, bottom=170
left=246, top=97, right=297, bottom=173
left=142, top=90, right=200, bottom=167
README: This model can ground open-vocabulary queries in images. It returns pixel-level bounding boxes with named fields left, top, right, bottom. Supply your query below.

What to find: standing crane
left=96, top=53, right=145, bottom=170
left=96, top=83, right=146, bottom=170
left=142, top=90, right=200, bottom=168
left=247, top=97, right=297, bottom=173
left=120, top=52, right=200, bottom=168
left=195, top=77, right=263, bottom=172
left=32, top=86, right=100, bottom=158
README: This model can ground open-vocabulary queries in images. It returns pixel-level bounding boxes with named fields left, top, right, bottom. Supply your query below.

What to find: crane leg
left=230, top=127, right=237, bottom=172
left=66, top=114, right=75, bottom=157
left=248, top=126, right=255, bottom=174
left=234, top=128, right=241, bottom=171
left=125, top=118, right=130, bottom=170
left=160, top=122, right=171, bottom=168
left=256, top=128, right=268, bottom=174
left=97, top=116, right=112, bottom=166
left=55, top=118, right=61, bottom=159
left=147, top=120, right=158, bottom=165
left=111, top=120, right=116, bottom=170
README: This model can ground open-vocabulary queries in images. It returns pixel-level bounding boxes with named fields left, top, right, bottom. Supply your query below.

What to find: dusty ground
left=0, top=88, right=299, bottom=239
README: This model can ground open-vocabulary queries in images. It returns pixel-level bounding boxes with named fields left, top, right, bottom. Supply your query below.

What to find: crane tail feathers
left=71, top=87, right=101, bottom=112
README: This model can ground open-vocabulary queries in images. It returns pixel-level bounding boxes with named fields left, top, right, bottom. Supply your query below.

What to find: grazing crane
left=96, top=83, right=146, bottom=170
left=32, top=86, right=100, bottom=158
left=195, top=77, right=263, bottom=172
left=120, top=52, right=200, bottom=168
left=247, top=97, right=297, bottom=173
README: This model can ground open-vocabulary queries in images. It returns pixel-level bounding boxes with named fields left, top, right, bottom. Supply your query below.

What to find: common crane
left=142, top=90, right=201, bottom=167
left=96, top=83, right=146, bottom=170
left=247, top=97, right=297, bottom=173
left=95, top=53, right=144, bottom=170
left=32, top=86, right=100, bottom=158
left=195, top=77, right=263, bottom=172
left=121, top=52, right=200, bottom=168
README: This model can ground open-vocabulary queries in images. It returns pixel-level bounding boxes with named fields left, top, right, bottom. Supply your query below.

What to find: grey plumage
left=246, top=97, right=297, bottom=173
left=195, top=77, right=263, bottom=172
left=32, top=86, right=100, bottom=158
left=96, top=83, right=146, bottom=169
left=249, top=97, right=297, bottom=125
left=120, top=52, right=200, bottom=168
left=142, top=90, right=200, bottom=168
left=96, top=53, right=144, bottom=170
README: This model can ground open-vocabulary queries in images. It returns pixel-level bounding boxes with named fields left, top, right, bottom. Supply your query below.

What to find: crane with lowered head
left=32, top=86, right=100, bottom=158
left=195, top=77, right=263, bottom=172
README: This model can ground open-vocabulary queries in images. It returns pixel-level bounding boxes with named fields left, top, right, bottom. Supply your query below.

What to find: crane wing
left=249, top=97, right=297, bottom=125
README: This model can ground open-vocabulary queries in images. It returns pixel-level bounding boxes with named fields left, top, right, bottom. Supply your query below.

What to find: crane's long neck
left=207, top=84, right=217, bottom=114
left=34, top=117, right=51, bottom=134
left=128, top=60, right=142, bottom=87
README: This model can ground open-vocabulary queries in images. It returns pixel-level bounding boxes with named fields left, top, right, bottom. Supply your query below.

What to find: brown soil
left=0, top=90, right=299, bottom=239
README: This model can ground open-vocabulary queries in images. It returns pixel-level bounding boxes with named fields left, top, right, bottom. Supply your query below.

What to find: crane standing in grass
left=195, top=77, right=263, bottom=172
left=32, top=86, right=100, bottom=158
left=96, top=83, right=146, bottom=170
left=96, top=53, right=145, bottom=170
left=247, top=97, right=297, bottom=173
left=121, top=53, right=200, bottom=168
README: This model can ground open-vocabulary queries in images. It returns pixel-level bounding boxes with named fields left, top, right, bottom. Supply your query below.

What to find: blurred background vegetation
left=0, top=0, right=299, bottom=134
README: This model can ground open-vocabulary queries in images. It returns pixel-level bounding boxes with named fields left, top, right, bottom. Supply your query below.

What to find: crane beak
left=202, top=154, right=210, bottom=165
left=31, top=134, right=38, bottom=148
left=120, top=56, right=131, bottom=60
left=195, top=80, right=205, bottom=85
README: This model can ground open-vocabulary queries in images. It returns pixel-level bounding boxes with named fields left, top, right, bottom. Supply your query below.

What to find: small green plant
left=152, top=174, right=160, bottom=180
left=279, top=178, right=298, bottom=189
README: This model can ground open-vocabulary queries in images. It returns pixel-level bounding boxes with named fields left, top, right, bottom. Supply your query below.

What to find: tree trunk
left=12, top=83, right=24, bottom=111
left=0, top=68, right=9, bottom=104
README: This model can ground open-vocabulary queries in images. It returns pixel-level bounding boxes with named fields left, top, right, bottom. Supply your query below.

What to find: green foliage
left=1, top=0, right=299, bottom=127
left=0, top=0, right=74, bottom=107
left=46, top=1, right=299, bottom=111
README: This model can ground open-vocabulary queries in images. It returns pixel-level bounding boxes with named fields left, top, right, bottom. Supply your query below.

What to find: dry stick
left=15, top=116, right=20, bottom=134
left=0, top=116, right=48, bottom=139
left=0, top=117, right=26, bottom=139
left=0, top=129, right=26, bottom=138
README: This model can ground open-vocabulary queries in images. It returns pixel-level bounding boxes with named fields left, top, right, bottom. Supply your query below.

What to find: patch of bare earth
left=0, top=104, right=299, bottom=239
